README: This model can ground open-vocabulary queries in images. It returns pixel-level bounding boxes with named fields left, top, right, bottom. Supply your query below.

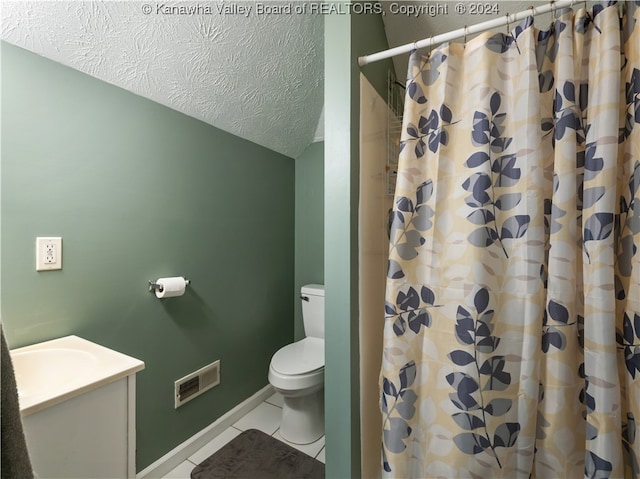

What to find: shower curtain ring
left=550, top=0, right=557, bottom=20
left=505, top=13, right=511, bottom=35
left=464, top=25, right=469, bottom=47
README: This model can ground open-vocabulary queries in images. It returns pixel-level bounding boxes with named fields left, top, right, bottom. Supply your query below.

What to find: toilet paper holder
left=148, top=278, right=191, bottom=293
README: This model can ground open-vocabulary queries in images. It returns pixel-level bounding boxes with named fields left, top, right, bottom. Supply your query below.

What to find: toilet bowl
left=268, top=285, right=324, bottom=444
left=269, top=337, right=324, bottom=444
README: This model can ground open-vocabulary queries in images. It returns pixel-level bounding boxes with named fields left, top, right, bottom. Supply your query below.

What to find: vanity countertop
left=10, top=335, right=145, bottom=416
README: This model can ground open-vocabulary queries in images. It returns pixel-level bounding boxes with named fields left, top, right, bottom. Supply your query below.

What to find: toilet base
left=280, top=388, right=324, bottom=444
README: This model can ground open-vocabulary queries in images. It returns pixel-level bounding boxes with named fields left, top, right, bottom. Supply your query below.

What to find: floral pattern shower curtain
left=381, top=2, right=640, bottom=478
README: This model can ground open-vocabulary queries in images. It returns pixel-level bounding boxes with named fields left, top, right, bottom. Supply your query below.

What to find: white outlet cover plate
left=36, top=237, right=62, bottom=271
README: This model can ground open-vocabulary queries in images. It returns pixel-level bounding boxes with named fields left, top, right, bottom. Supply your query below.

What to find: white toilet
left=268, top=284, right=324, bottom=444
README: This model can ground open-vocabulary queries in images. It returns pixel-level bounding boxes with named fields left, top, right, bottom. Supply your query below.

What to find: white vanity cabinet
left=11, top=336, right=145, bottom=479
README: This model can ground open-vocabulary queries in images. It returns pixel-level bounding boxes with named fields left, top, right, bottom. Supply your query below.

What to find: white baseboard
left=137, top=384, right=275, bottom=479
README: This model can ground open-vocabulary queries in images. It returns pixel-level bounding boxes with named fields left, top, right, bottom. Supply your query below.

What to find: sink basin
left=12, top=348, right=99, bottom=399
left=10, top=335, right=144, bottom=416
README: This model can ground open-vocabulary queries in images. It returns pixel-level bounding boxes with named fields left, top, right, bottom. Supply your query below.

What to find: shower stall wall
left=359, top=73, right=394, bottom=479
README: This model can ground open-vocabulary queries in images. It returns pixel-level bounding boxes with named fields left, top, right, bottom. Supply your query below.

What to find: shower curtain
left=381, top=2, right=639, bottom=478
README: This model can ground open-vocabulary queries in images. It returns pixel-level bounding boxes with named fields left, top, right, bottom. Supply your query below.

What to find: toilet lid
left=271, top=337, right=324, bottom=375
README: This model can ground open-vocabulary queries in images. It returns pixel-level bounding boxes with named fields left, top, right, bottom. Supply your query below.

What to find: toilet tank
left=301, top=284, right=324, bottom=339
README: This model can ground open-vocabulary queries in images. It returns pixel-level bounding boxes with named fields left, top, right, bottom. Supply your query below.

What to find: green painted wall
left=324, top=11, right=392, bottom=479
left=1, top=42, right=295, bottom=471
left=294, top=141, right=324, bottom=340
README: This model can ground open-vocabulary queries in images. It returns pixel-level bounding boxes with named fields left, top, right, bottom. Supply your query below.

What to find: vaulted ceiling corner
left=1, top=1, right=324, bottom=159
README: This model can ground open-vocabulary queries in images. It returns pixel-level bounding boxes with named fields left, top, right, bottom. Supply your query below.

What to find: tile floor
left=161, top=392, right=325, bottom=478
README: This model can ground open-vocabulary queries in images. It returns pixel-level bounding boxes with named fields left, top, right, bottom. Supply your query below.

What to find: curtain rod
left=358, top=0, right=575, bottom=67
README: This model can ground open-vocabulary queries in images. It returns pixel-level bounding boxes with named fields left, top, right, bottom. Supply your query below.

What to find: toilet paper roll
left=155, top=277, right=187, bottom=299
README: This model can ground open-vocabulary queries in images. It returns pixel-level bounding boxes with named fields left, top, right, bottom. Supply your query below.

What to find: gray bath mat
left=190, top=429, right=325, bottom=479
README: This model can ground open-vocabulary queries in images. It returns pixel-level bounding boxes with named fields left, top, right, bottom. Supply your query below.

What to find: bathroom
left=5, top=2, right=637, bottom=479
left=0, top=3, right=392, bottom=478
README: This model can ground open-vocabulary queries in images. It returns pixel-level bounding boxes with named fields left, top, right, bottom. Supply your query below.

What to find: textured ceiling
left=1, top=1, right=324, bottom=159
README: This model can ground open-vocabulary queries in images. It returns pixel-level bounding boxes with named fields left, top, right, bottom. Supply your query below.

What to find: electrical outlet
left=44, top=243, right=56, bottom=264
left=36, top=237, right=62, bottom=271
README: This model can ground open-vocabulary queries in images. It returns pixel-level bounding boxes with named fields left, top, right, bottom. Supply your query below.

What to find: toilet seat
left=270, top=337, right=324, bottom=376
